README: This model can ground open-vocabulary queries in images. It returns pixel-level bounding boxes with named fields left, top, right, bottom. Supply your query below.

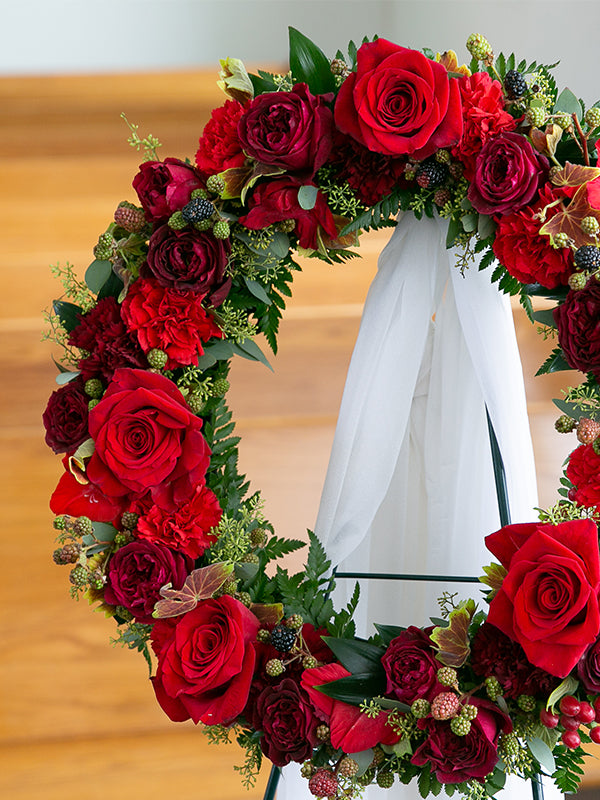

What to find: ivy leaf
left=152, top=563, right=234, bottom=618
left=288, top=27, right=337, bottom=96
left=550, top=161, right=600, bottom=189
left=430, top=599, right=476, bottom=667
left=479, top=562, right=507, bottom=596
left=249, top=602, right=284, bottom=626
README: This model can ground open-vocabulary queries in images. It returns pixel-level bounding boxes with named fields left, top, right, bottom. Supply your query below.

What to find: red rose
left=195, top=99, right=246, bottom=178
left=132, top=157, right=204, bottom=223
left=150, top=595, right=260, bottom=725
left=249, top=678, right=319, bottom=766
left=43, top=378, right=90, bottom=454
left=382, top=626, right=445, bottom=704
left=334, top=39, right=462, bottom=159
left=86, top=368, right=211, bottom=510
left=238, top=84, right=334, bottom=178
left=412, top=698, right=511, bottom=784
left=302, top=663, right=400, bottom=752
left=239, top=177, right=337, bottom=250
left=492, top=184, right=572, bottom=288
left=485, top=519, right=600, bottom=677
left=452, top=71, right=516, bottom=181
left=468, top=131, right=548, bottom=216
left=554, top=281, right=600, bottom=379
left=136, top=483, right=221, bottom=559
left=145, top=224, right=231, bottom=305
left=104, top=540, right=191, bottom=624
left=121, top=277, right=222, bottom=369
left=578, top=634, right=600, bottom=693
left=49, top=456, right=125, bottom=523
left=566, top=444, right=600, bottom=508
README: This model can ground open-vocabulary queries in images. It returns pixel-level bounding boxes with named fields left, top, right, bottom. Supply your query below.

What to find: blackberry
left=212, top=220, right=230, bottom=239
left=376, top=772, right=395, bottom=788
left=84, top=378, right=103, bottom=398
left=181, top=197, right=215, bottom=223
left=450, top=716, right=472, bottom=736
left=555, top=415, right=577, bottom=434
left=504, top=70, right=527, bottom=99
left=415, top=160, right=448, bottom=189
left=147, top=348, right=168, bottom=370
left=466, top=33, right=492, bottom=61
left=574, top=245, right=600, bottom=270
left=114, top=201, right=146, bottom=233
left=270, top=625, right=297, bottom=652
left=586, top=106, right=600, bottom=130
left=569, top=272, right=589, bottom=291
left=582, top=215, right=600, bottom=236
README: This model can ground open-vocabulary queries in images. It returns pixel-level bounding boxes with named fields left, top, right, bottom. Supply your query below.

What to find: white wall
left=4, top=0, right=600, bottom=104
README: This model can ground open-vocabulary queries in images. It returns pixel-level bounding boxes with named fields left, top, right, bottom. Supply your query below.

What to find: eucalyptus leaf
left=234, top=561, right=259, bottom=582
left=461, top=214, right=478, bottom=233
left=347, top=749, right=375, bottom=776
left=91, top=522, right=118, bottom=543
left=298, top=184, right=319, bottom=211
left=553, top=397, right=597, bottom=422
left=554, top=87, right=583, bottom=120
left=85, top=260, right=113, bottom=294
left=526, top=736, right=556, bottom=775
left=244, top=277, right=272, bottom=306
left=233, top=338, right=273, bottom=371
left=477, top=213, right=496, bottom=239
left=55, top=371, right=81, bottom=385
left=202, top=340, right=236, bottom=361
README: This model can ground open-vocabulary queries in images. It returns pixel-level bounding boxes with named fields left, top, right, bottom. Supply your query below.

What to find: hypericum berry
left=93, top=232, right=116, bottom=261
left=593, top=695, right=600, bottom=720
left=120, top=511, right=139, bottom=530
left=574, top=245, right=600, bottom=270
left=517, top=694, right=536, bottom=713
left=181, top=197, right=215, bottom=224
left=411, top=698, right=431, bottom=718
left=561, top=714, right=581, bottom=731
left=553, top=231, right=570, bottom=248
left=568, top=272, right=589, bottom=291
left=338, top=757, right=359, bottom=778
left=376, top=771, right=395, bottom=788
left=84, top=378, right=103, bottom=398
left=504, top=70, right=527, bottom=99
left=540, top=708, right=560, bottom=728
left=212, top=219, right=230, bottom=239
left=437, top=666, right=459, bottom=688
left=466, top=33, right=493, bottom=61
left=206, top=174, right=225, bottom=195
left=582, top=216, right=600, bottom=236
left=485, top=676, right=503, bottom=701
left=577, top=418, right=600, bottom=445
left=308, top=769, right=338, bottom=798
left=555, top=415, right=577, bottom=433
left=431, top=692, right=461, bottom=720
left=285, top=614, right=304, bottom=630
left=147, top=348, right=169, bottom=370
left=525, top=106, right=548, bottom=128
left=576, top=701, right=596, bottom=724
left=415, top=160, right=448, bottom=189
left=559, top=695, right=581, bottom=717
left=585, top=106, right=600, bottom=130
left=114, top=201, right=146, bottom=233
left=590, top=725, right=600, bottom=744
left=168, top=210, right=187, bottom=230
left=270, top=625, right=297, bottom=652
left=315, top=724, right=330, bottom=742
left=73, top=516, right=93, bottom=537
left=210, top=378, right=230, bottom=397
left=561, top=729, right=582, bottom=749
left=302, top=655, right=318, bottom=670
left=265, top=658, right=285, bottom=677
left=450, top=716, right=472, bottom=736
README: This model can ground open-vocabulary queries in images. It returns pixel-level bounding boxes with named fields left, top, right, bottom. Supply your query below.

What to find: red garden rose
left=468, top=131, right=548, bottom=216
left=145, top=224, right=231, bottom=305
left=452, top=71, right=516, bottom=181
left=577, top=634, right=600, bottom=692
left=249, top=678, right=319, bottom=766
left=121, top=277, right=222, bottom=369
left=86, top=368, right=211, bottom=510
left=485, top=519, right=600, bottom=677
left=133, top=157, right=204, bottom=223
left=411, top=698, right=511, bottom=784
left=302, top=663, right=400, bottom=752
left=104, top=540, right=191, bottom=624
left=334, top=39, right=462, bottom=159
left=43, top=378, right=90, bottom=454
left=381, top=626, right=445, bottom=703
left=196, top=99, right=247, bottom=178
left=239, top=177, right=337, bottom=251
left=566, top=444, right=600, bottom=508
left=237, top=83, right=334, bottom=178
left=492, top=184, right=572, bottom=288
left=136, top=483, right=222, bottom=559
left=554, top=281, right=600, bottom=379
left=150, top=595, right=260, bottom=725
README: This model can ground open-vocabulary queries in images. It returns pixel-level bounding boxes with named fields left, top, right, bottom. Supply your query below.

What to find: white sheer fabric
left=276, top=214, right=562, bottom=799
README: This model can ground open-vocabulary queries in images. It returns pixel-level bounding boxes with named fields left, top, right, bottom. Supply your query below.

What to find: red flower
left=86, top=368, right=211, bottom=510
left=452, top=71, right=516, bottom=181
left=195, top=99, right=246, bottom=178
left=237, top=84, right=334, bottom=178
left=42, top=378, right=90, bottom=454
left=133, top=157, right=204, bottom=223
left=566, top=444, right=600, bottom=508
left=334, top=39, right=462, bottom=159
left=412, top=698, right=511, bottom=784
left=49, top=456, right=124, bottom=523
left=381, top=626, right=445, bottom=703
left=554, top=281, right=600, bottom=379
left=492, top=184, right=572, bottom=289
left=239, top=177, right=337, bottom=250
left=121, top=277, right=222, bottom=370
left=150, top=595, right=260, bottom=725
left=485, top=519, right=600, bottom=677
left=136, top=483, right=221, bottom=559
left=302, top=663, right=400, bottom=752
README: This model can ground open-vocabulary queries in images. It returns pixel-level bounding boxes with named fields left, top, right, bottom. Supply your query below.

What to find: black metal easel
left=263, top=412, right=545, bottom=799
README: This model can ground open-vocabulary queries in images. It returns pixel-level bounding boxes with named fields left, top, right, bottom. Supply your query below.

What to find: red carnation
left=121, top=277, right=222, bottom=370
left=195, top=99, right=247, bottom=178
left=566, top=443, right=600, bottom=509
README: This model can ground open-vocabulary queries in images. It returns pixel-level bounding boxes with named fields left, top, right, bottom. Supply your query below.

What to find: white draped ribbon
left=276, top=214, right=562, bottom=799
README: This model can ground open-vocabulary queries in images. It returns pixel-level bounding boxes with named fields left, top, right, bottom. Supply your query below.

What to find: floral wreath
left=42, top=28, right=600, bottom=799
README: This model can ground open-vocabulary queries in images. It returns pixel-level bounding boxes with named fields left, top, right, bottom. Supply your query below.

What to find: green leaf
left=316, top=672, right=386, bottom=705
left=297, top=184, right=318, bottom=210
left=55, top=370, right=80, bottom=385
left=323, top=637, right=385, bottom=674
left=554, top=87, right=583, bottom=120
left=91, top=522, right=118, bottom=543
left=535, top=347, right=571, bottom=376
left=461, top=213, right=478, bottom=233
left=85, top=259, right=113, bottom=294
left=430, top=599, right=476, bottom=667
left=547, top=674, right=580, bottom=712
left=52, top=299, right=83, bottom=333
left=288, top=27, right=336, bottom=96
left=243, top=277, right=272, bottom=306
left=373, top=623, right=406, bottom=646
left=477, top=213, right=496, bottom=239
left=553, top=397, right=598, bottom=422
left=232, top=338, right=273, bottom=371
left=445, top=215, right=462, bottom=248
left=532, top=308, right=557, bottom=328
left=202, top=339, right=236, bottom=361
left=418, top=765, right=431, bottom=798
left=527, top=736, right=556, bottom=775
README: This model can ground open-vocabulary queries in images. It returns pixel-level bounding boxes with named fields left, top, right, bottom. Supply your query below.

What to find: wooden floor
left=1, top=71, right=598, bottom=798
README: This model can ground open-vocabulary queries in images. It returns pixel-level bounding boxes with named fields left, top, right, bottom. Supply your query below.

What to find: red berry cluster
left=540, top=694, right=600, bottom=749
